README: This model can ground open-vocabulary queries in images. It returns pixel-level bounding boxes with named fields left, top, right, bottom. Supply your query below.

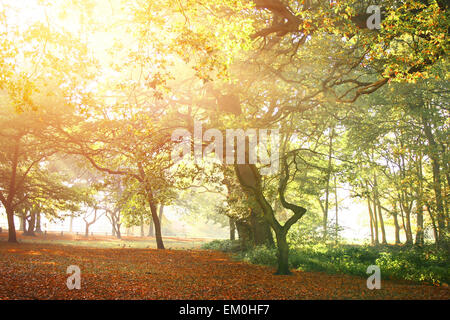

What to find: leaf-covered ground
left=0, top=241, right=448, bottom=300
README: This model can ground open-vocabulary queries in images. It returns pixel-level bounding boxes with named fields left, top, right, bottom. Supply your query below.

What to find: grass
left=202, top=240, right=450, bottom=286
left=0, top=232, right=209, bottom=249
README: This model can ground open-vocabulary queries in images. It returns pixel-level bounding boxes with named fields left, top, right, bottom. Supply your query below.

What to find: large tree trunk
left=275, top=230, right=290, bottom=275
left=250, top=208, right=274, bottom=247
left=6, top=206, right=17, bottom=243
left=235, top=163, right=306, bottom=275
left=235, top=219, right=251, bottom=250
left=377, top=200, right=387, bottom=244
left=116, top=224, right=121, bottom=239
left=25, top=210, right=36, bottom=236
left=19, top=213, right=24, bottom=232
left=35, top=211, right=42, bottom=233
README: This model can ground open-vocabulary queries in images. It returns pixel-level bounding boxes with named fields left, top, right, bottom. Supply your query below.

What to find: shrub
left=211, top=241, right=449, bottom=285
left=240, top=245, right=278, bottom=267
left=201, top=239, right=240, bottom=252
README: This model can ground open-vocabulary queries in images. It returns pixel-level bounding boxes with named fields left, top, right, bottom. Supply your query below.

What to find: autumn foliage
left=0, top=242, right=448, bottom=300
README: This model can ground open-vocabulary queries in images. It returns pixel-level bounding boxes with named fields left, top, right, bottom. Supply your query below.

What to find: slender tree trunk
left=148, top=218, right=154, bottom=237
left=415, top=208, right=424, bottom=245
left=148, top=199, right=164, bottom=249
left=334, top=175, right=338, bottom=244
left=377, top=200, right=387, bottom=244
left=85, top=223, right=90, bottom=237
left=140, top=220, right=144, bottom=237
left=159, top=204, right=164, bottom=231
left=372, top=196, right=379, bottom=245
left=405, top=206, right=413, bottom=244
left=423, top=113, right=446, bottom=244
left=229, top=217, right=236, bottom=241
left=367, top=196, right=374, bottom=245
left=427, top=205, right=439, bottom=245
left=115, top=222, right=121, bottom=239
left=25, top=210, right=36, bottom=236
left=323, top=131, right=333, bottom=241
left=415, top=154, right=425, bottom=245
left=69, top=215, right=73, bottom=233
left=393, top=211, right=401, bottom=244
left=373, top=174, right=386, bottom=244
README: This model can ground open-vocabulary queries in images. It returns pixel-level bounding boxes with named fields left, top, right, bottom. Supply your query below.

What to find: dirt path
left=0, top=242, right=448, bottom=300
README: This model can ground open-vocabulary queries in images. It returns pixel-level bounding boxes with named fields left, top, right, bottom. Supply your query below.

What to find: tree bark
left=275, top=230, right=290, bottom=275
left=422, top=111, right=446, bottom=244
left=415, top=152, right=425, bottom=245
left=250, top=208, right=274, bottom=247
left=426, top=205, right=439, bottom=244
left=334, top=175, right=339, bottom=244
left=393, top=211, right=401, bottom=244
left=323, top=130, right=334, bottom=241
left=234, top=160, right=306, bottom=275
left=229, top=217, right=236, bottom=241
left=35, top=211, right=42, bottom=233
left=367, top=195, right=375, bottom=245
left=371, top=195, right=379, bottom=245
left=115, top=224, right=121, bottom=239
left=159, top=204, right=164, bottom=230
left=19, top=213, right=24, bottom=232
left=25, top=210, right=36, bottom=236
left=85, top=224, right=90, bottom=237
left=148, top=199, right=164, bottom=249
left=6, top=206, right=17, bottom=243
left=404, top=206, right=413, bottom=244
left=69, top=215, right=73, bottom=233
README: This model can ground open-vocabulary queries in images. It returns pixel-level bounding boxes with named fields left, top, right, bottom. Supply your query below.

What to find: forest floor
left=0, top=231, right=210, bottom=249
left=0, top=240, right=449, bottom=300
